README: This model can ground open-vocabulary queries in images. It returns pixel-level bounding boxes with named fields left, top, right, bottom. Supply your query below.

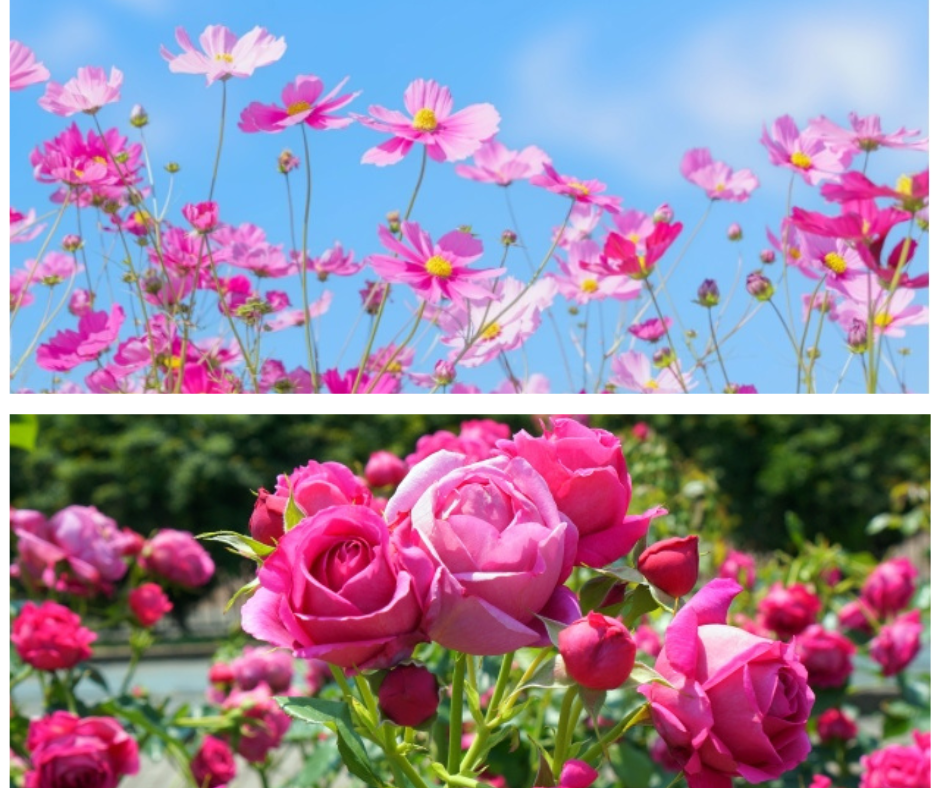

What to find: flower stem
left=706, top=307, right=730, bottom=389
left=365, top=302, right=427, bottom=392
left=299, top=124, right=320, bottom=390
left=643, top=278, right=688, bottom=393
left=448, top=654, right=467, bottom=774
left=580, top=702, right=650, bottom=763
left=207, top=80, right=227, bottom=202
left=796, top=278, right=826, bottom=393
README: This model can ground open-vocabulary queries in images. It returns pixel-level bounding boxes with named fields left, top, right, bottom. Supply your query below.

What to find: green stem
left=365, top=302, right=427, bottom=392
left=449, top=654, right=467, bottom=774
left=706, top=307, right=730, bottom=389
left=580, top=703, right=650, bottom=763
left=803, top=304, right=828, bottom=393
left=552, top=686, right=579, bottom=777
left=485, top=653, right=515, bottom=724
left=796, top=278, right=826, bottom=393
left=120, top=638, right=144, bottom=696
left=207, top=80, right=227, bottom=202
left=298, top=124, right=320, bottom=390
left=10, top=199, right=69, bottom=325
left=643, top=278, right=688, bottom=393
left=870, top=219, right=916, bottom=393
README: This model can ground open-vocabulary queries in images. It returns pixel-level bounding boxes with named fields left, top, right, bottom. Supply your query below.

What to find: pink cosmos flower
left=760, top=114, right=853, bottom=185
left=680, top=148, right=759, bottom=201
left=265, top=292, right=333, bottom=332
left=836, top=282, right=928, bottom=338
left=368, top=221, right=502, bottom=304
left=259, top=360, right=314, bottom=393
left=295, top=243, right=362, bottom=280
left=11, top=207, right=46, bottom=243
left=10, top=41, right=49, bottom=91
left=10, top=271, right=35, bottom=310
left=592, top=221, right=683, bottom=279
left=792, top=235, right=865, bottom=286
left=808, top=113, right=929, bottom=154
left=358, top=78, right=500, bottom=166
left=36, top=305, right=125, bottom=371
left=182, top=201, right=219, bottom=234
left=491, top=374, right=552, bottom=394
left=628, top=317, right=672, bottom=343
left=556, top=203, right=603, bottom=247
left=31, top=252, right=82, bottom=285
left=454, top=138, right=550, bottom=186
left=610, top=208, right=656, bottom=249
left=609, top=351, right=694, bottom=393
left=239, top=75, right=359, bottom=133
left=39, top=66, right=123, bottom=117
left=321, top=367, right=399, bottom=394
left=552, top=241, right=641, bottom=304
left=160, top=25, right=286, bottom=86
left=530, top=164, right=622, bottom=213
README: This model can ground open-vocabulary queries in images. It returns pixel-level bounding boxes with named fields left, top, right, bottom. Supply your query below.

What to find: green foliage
left=10, top=415, right=38, bottom=452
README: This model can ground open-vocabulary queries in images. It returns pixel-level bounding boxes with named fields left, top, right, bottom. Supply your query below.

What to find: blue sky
left=10, top=0, right=929, bottom=393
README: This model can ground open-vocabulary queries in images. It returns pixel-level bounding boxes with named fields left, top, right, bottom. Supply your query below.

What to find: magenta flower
left=31, top=252, right=82, bottom=286
left=530, top=164, right=622, bottom=213
left=322, top=367, right=399, bottom=394
left=11, top=207, right=45, bottom=244
left=628, top=317, right=672, bottom=343
left=593, top=221, right=683, bottom=279
left=10, top=41, right=49, bottom=91
left=609, top=351, right=694, bottom=393
left=182, top=201, right=219, bottom=234
left=358, top=78, right=500, bottom=166
left=760, top=114, right=853, bottom=185
left=259, top=360, right=314, bottom=393
left=160, top=25, right=286, bottom=86
left=552, top=241, right=641, bottom=304
left=808, top=113, right=929, bottom=154
left=239, top=75, right=359, bottom=133
left=680, top=148, right=758, bottom=201
left=38, top=66, right=123, bottom=117
left=836, top=283, right=928, bottom=338
left=266, top=292, right=333, bottom=332
left=454, top=138, right=550, bottom=186
left=10, top=270, right=35, bottom=310
left=36, top=305, right=125, bottom=371
left=367, top=221, right=502, bottom=304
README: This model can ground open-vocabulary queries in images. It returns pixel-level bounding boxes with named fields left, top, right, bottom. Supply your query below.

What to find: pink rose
left=718, top=550, right=756, bottom=589
left=809, top=777, right=832, bottom=788
left=559, top=612, right=636, bottom=690
left=405, top=419, right=510, bottom=467
left=860, top=730, right=929, bottom=788
left=870, top=609, right=922, bottom=676
left=365, top=451, right=408, bottom=488
left=13, top=601, right=97, bottom=671
left=640, top=579, right=814, bottom=788
left=817, top=708, right=857, bottom=743
left=757, top=582, right=821, bottom=638
left=190, top=735, right=236, bottom=788
left=634, top=623, right=662, bottom=658
left=13, top=506, right=131, bottom=595
left=386, top=451, right=579, bottom=655
left=231, top=646, right=294, bottom=694
left=536, top=760, right=597, bottom=788
left=26, top=711, right=139, bottom=788
left=141, top=529, right=214, bottom=588
left=794, top=625, right=855, bottom=688
left=497, top=418, right=663, bottom=568
left=223, top=687, right=291, bottom=763
left=861, top=557, right=917, bottom=617
left=838, top=599, right=876, bottom=634
left=242, top=504, right=431, bottom=668
left=275, top=461, right=372, bottom=524
left=128, top=583, right=173, bottom=628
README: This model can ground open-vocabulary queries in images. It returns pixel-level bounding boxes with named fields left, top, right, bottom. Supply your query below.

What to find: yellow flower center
left=628, top=233, right=640, bottom=244
left=412, top=108, right=438, bottom=132
left=286, top=101, right=312, bottom=117
left=715, top=183, right=726, bottom=192
left=480, top=322, right=501, bottom=341
left=896, top=174, right=913, bottom=196
left=92, top=155, right=108, bottom=165
left=72, top=168, right=85, bottom=178
left=581, top=279, right=599, bottom=293
left=789, top=247, right=801, bottom=260
left=874, top=312, right=893, bottom=328
left=645, top=379, right=659, bottom=390
left=567, top=181, right=591, bottom=196
left=214, top=53, right=234, bottom=63
left=790, top=151, right=813, bottom=169
left=424, top=255, right=453, bottom=278
left=386, top=360, right=403, bottom=374
left=133, top=210, right=152, bottom=225
left=823, top=252, right=847, bottom=274
left=167, top=355, right=183, bottom=369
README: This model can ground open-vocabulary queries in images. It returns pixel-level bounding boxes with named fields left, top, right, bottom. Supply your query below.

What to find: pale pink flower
left=10, top=271, right=34, bottom=310
left=39, top=66, right=123, bottom=116
left=454, top=138, right=550, bottom=185
left=265, top=292, right=333, bottom=332
left=556, top=203, right=603, bottom=247
left=36, top=305, right=125, bottom=371
left=358, top=78, right=499, bottom=166
left=10, top=41, right=49, bottom=91
left=368, top=221, right=502, bottom=303
left=259, top=360, right=314, bottom=393
left=808, top=113, right=929, bottom=154
left=760, top=114, right=853, bottom=185
left=234, top=244, right=295, bottom=278
left=552, top=241, right=641, bottom=304
left=11, top=207, right=45, bottom=244
left=239, top=75, right=359, bottom=133
left=836, top=283, right=928, bottom=338
left=628, top=317, right=672, bottom=343
left=492, top=374, right=551, bottom=393
left=367, top=343, right=416, bottom=376
left=438, top=277, right=556, bottom=367
left=530, top=164, right=621, bottom=213
left=800, top=292, right=841, bottom=324
left=32, top=252, right=82, bottom=285
left=680, top=148, right=759, bottom=201
left=794, top=235, right=866, bottom=286
left=296, top=243, right=362, bottom=280
left=160, top=25, right=286, bottom=85
left=609, top=351, right=694, bottom=393
left=69, top=289, right=94, bottom=317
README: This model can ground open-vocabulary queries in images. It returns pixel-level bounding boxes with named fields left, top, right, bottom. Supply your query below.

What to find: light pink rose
left=870, top=609, right=922, bottom=676
left=861, top=557, right=917, bottom=617
left=496, top=417, right=664, bottom=567
left=386, top=451, right=579, bottom=655
left=222, top=687, right=291, bottom=763
left=794, top=625, right=855, bottom=688
left=141, top=529, right=214, bottom=588
left=860, top=730, right=929, bottom=788
left=640, top=579, right=814, bottom=788
left=25, top=711, right=139, bottom=788
left=242, top=504, right=432, bottom=668
left=405, top=419, right=510, bottom=467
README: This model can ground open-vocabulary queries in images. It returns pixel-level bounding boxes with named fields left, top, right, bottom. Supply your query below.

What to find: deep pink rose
left=25, top=711, right=139, bottom=788
left=817, top=708, right=857, bottom=743
left=861, top=557, right=917, bottom=617
left=559, top=612, right=636, bottom=690
left=242, top=504, right=431, bottom=669
left=718, top=550, right=756, bottom=589
left=275, top=461, right=372, bottom=522
left=13, top=601, right=97, bottom=671
left=860, top=730, right=930, bottom=788
left=870, top=609, right=922, bottom=676
left=365, top=451, right=408, bottom=488
left=536, top=760, right=597, bottom=788
left=231, top=646, right=294, bottom=693
left=757, top=582, right=821, bottom=638
left=386, top=451, right=579, bottom=655
left=640, top=579, right=815, bottom=788
left=638, top=535, right=700, bottom=598
left=248, top=488, right=288, bottom=547
left=13, top=506, right=131, bottom=595
left=128, top=583, right=173, bottom=628
left=405, top=419, right=510, bottom=467
left=809, top=777, right=832, bottom=788
left=141, top=529, right=215, bottom=587
left=650, top=737, right=682, bottom=772
left=223, top=687, right=291, bottom=763
left=378, top=663, right=440, bottom=727
left=497, top=418, right=663, bottom=568
left=190, top=735, right=236, bottom=788
left=838, top=599, right=876, bottom=634
left=794, top=625, right=855, bottom=688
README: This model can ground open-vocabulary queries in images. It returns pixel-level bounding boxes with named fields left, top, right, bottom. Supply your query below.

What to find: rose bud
left=536, top=760, right=598, bottom=788
left=837, top=599, right=875, bottom=634
left=817, top=708, right=858, bottom=743
left=364, top=451, right=408, bottom=489
left=249, top=488, right=288, bottom=547
left=190, top=735, right=236, bottom=788
left=870, top=609, right=922, bottom=677
left=637, top=535, right=700, bottom=598
left=757, top=582, right=821, bottom=638
left=378, top=664, right=440, bottom=727
left=794, top=625, right=855, bottom=688
left=129, top=583, right=173, bottom=628
left=12, top=601, right=97, bottom=671
left=558, top=612, right=636, bottom=691
left=861, top=557, right=917, bottom=617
